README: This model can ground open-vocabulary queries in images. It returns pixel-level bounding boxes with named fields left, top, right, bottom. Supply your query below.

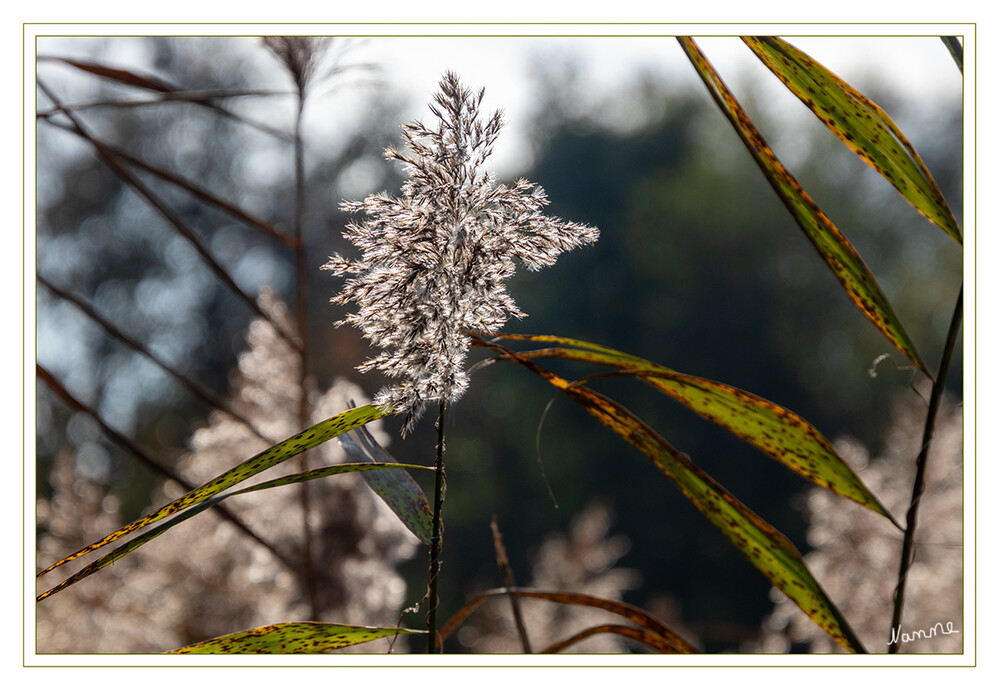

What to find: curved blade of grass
left=482, top=333, right=894, bottom=523
left=38, top=56, right=177, bottom=92
left=677, top=37, right=926, bottom=374
left=37, top=363, right=300, bottom=574
left=440, top=587, right=699, bottom=653
left=540, top=624, right=683, bottom=654
left=37, top=56, right=294, bottom=143
left=940, top=36, right=964, bottom=73
left=235, top=461, right=431, bottom=493
left=36, top=404, right=390, bottom=580
left=37, top=460, right=427, bottom=601
left=168, top=622, right=417, bottom=654
left=339, top=425, right=434, bottom=545
left=480, top=341, right=865, bottom=652
left=742, top=37, right=961, bottom=243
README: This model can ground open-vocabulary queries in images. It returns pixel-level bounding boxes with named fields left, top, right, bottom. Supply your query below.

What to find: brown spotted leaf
left=478, top=340, right=865, bottom=652
left=36, top=404, right=391, bottom=586
left=36, top=460, right=429, bottom=602
left=168, top=622, right=417, bottom=654
left=742, top=36, right=961, bottom=244
left=480, top=333, right=894, bottom=523
left=677, top=36, right=927, bottom=374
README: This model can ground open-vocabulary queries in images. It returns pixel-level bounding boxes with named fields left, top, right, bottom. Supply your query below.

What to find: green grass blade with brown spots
left=477, top=333, right=895, bottom=524
left=37, top=460, right=428, bottom=602
left=476, top=339, right=866, bottom=652
left=677, top=36, right=927, bottom=374
left=36, top=404, right=390, bottom=582
left=168, top=622, right=418, bottom=653
left=742, top=36, right=961, bottom=244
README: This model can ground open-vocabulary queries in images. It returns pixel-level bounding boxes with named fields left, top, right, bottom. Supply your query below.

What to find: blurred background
left=33, top=34, right=963, bottom=653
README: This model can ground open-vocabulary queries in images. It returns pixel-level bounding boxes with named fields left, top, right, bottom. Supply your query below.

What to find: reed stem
left=427, top=401, right=448, bottom=653
left=888, top=286, right=962, bottom=652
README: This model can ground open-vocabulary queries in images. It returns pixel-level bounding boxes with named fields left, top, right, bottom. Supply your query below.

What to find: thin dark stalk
left=888, top=286, right=962, bottom=653
left=36, top=78, right=302, bottom=352
left=38, top=275, right=277, bottom=447
left=293, top=96, right=309, bottom=360
left=35, top=88, right=294, bottom=115
left=427, top=401, right=448, bottom=653
left=37, top=364, right=298, bottom=575
left=490, top=516, right=532, bottom=653
left=290, top=89, right=320, bottom=621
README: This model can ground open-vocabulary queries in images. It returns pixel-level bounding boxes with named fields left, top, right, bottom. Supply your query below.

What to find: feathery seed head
left=325, top=71, right=598, bottom=432
left=261, top=36, right=332, bottom=94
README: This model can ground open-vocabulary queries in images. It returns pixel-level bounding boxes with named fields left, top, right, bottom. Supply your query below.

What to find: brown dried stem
left=291, top=64, right=319, bottom=620
left=888, top=286, right=962, bottom=652
left=490, top=516, right=532, bottom=653
left=540, top=624, right=684, bottom=654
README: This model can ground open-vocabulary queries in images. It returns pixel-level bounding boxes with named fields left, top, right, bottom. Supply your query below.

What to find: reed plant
left=34, top=34, right=964, bottom=655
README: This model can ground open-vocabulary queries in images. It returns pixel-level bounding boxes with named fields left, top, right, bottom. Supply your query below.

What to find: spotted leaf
left=479, top=339, right=866, bottom=652
left=168, top=622, right=417, bottom=654
left=481, top=333, right=894, bottom=523
left=742, top=36, right=961, bottom=244
left=37, top=460, right=429, bottom=602
left=36, top=404, right=391, bottom=584
left=677, top=36, right=926, bottom=374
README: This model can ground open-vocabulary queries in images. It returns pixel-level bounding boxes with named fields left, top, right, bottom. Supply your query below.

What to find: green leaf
left=677, top=36, right=927, bottom=374
left=742, top=36, right=961, bottom=244
left=339, top=426, right=434, bottom=545
left=36, top=404, right=391, bottom=587
left=37, top=461, right=431, bottom=601
left=230, top=460, right=432, bottom=495
left=167, top=622, right=417, bottom=654
left=482, top=340, right=865, bottom=652
left=482, top=333, right=894, bottom=523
